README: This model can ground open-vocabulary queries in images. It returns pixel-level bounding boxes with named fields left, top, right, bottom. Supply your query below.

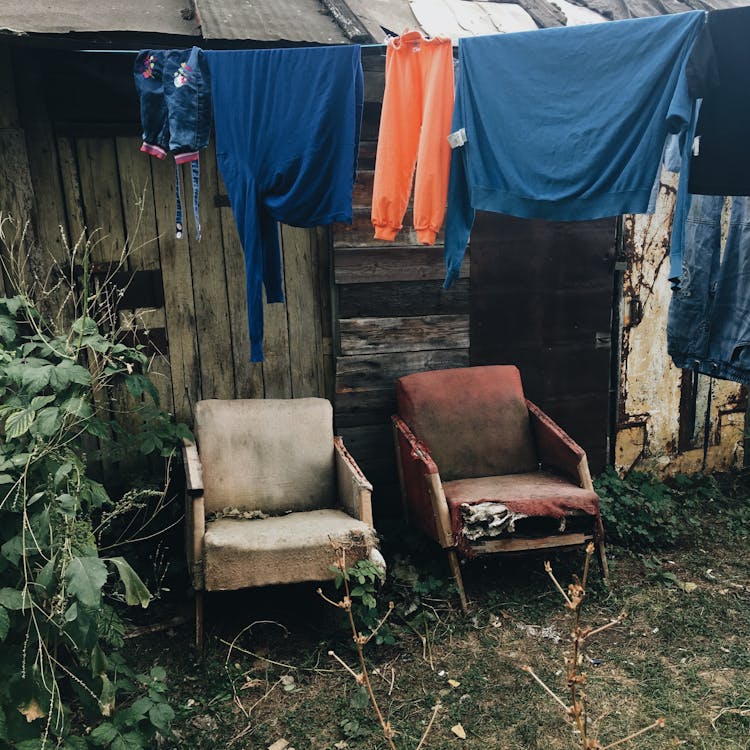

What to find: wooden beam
left=336, top=349, right=469, bottom=391
left=472, top=533, right=592, bottom=554
left=335, top=247, right=468, bottom=284
left=339, top=314, right=469, bottom=355
left=321, top=0, right=373, bottom=42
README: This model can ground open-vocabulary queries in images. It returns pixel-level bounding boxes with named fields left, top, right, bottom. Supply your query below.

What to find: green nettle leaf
left=64, top=602, right=78, bottom=622
left=150, top=666, right=166, bottom=681
left=0, top=314, right=18, bottom=344
left=89, top=722, right=119, bottom=745
left=2, top=296, right=23, bottom=316
left=65, top=556, right=108, bottom=608
left=71, top=316, right=99, bottom=336
left=4, top=408, right=35, bottom=439
left=107, top=558, right=151, bottom=608
left=1, top=536, right=23, bottom=565
left=20, top=363, right=54, bottom=394
left=63, top=737, right=88, bottom=750
left=112, top=732, right=146, bottom=750
left=33, top=406, right=61, bottom=436
left=0, top=473, right=13, bottom=485
left=0, top=587, right=28, bottom=610
left=35, top=558, right=57, bottom=596
left=148, top=701, right=175, bottom=734
left=0, top=606, right=10, bottom=641
left=62, top=396, right=93, bottom=419
left=54, top=461, right=74, bottom=488
left=29, top=394, right=55, bottom=411
left=49, top=359, right=91, bottom=390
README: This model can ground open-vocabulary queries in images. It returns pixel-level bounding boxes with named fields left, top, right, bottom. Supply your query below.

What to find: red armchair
left=392, top=365, right=608, bottom=610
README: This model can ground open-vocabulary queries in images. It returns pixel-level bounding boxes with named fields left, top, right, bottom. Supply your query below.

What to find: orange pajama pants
left=371, top=33, right=454, bottom=245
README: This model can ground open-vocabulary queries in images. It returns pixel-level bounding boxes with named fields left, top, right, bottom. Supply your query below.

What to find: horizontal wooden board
left=336, top=349, right=469, bottom=391
left=339, top=314, right=469, bottom=355
left=334, top=207, right=446, bottom=248
left=337, top=278, right=470, bottom=318
left=334, top=247, right=468, bottom=284
left=334, top=387, right=396, bottom=429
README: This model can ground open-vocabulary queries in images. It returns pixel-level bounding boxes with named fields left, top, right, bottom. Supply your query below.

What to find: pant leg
left=371, top=39, right=424, bottom=241
left=413, top=39, right=454, bottom=245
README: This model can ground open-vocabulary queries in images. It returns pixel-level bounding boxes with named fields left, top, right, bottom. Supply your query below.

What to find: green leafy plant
left=330, top=558, right=396, bottom=646
left=594, top=467, right=702, bottom=549
left=0, top=219, right=189, bottom=748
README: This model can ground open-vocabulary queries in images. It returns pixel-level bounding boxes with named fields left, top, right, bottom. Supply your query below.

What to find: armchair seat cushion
left=443, top=472, right=600, bottom=548
left=203, top=509, right=377, bottom=590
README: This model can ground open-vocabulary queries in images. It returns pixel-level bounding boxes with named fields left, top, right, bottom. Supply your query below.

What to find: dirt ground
left=130, top=507, right=750, bottom=750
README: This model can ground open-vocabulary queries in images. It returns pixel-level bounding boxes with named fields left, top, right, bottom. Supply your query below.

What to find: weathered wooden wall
left=0, top=45, right=334, bottom=426
left=332, top=50, right=470, bottom=510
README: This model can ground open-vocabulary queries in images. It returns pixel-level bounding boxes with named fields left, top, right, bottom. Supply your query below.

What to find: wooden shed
left=0, top=0, right=747, bottom=516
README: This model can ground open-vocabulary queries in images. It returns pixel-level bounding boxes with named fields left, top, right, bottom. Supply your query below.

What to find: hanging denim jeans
left=668, top=193, right=750, bottom=383
left=134, top=47, right=212, bottom=240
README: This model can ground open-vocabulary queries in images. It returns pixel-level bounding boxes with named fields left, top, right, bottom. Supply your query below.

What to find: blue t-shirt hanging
left=444, top=11, right=705, bottom=288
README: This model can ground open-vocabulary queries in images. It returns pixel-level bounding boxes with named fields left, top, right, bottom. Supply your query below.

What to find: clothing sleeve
left=443, top=58, right=474, bottom=290
left=443, top=146, right=474, bottom=289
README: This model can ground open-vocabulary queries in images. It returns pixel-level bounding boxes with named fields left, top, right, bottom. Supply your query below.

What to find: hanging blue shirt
left=444, top=12, right=705, bottom=288
left=203, top=47, right=363, bottom=361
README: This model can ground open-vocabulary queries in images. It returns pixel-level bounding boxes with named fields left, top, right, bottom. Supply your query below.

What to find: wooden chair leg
left=447, top=550, right=468, bottom=612
left=195, top=590, right=204, bottom=650
left=596, top=539, right=610, bottom=582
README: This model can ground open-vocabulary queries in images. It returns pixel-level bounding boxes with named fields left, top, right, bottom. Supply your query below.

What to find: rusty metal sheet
left=196, top=0, right=350, bottom=43
left=469, top=212, right=618, bottom=473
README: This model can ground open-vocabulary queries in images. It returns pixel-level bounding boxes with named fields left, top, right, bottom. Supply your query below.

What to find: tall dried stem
left=524, top=543, right=665, bottom=749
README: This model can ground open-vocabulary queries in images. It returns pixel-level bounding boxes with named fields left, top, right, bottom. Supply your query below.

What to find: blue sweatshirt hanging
left=202, top=47, right=363, bottom=362
left=443, top=12, right=705, bottom=288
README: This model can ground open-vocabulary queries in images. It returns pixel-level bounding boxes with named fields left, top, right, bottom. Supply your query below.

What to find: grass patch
left=129, top=471, right=750, bottom=749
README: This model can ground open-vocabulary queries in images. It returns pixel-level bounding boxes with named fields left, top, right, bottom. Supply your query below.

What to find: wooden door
left=470, top=212, right=618, bottom=473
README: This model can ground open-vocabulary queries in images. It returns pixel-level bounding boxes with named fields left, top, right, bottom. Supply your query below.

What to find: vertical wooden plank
left=56, top=137, right=86, bottom=251
left=13, top=50, right=73, bottom=326
left=76, top=137, right=128, bottom=266
left=151, top=155, right=201, bottom=422
left=0, top=46, right=20, bottom=129
left=216, top=167, right=264, bottom=400
left=185, top=152, right=235, bottom=400
left=281, top=225, right=325, bottom=398
left=261, top=226, right=292, bottom=398
left=316, top=226, right=336, bottom=402
left=115, top=137, right=160, bottom=271
left=115, top=138, right=175, bottom=419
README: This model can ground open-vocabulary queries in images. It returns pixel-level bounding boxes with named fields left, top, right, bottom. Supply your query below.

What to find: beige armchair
left=182, top=398, right=380, bottom=647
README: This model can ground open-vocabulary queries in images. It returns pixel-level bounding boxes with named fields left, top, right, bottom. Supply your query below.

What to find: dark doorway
left=470, top=212, right=618, bottom=473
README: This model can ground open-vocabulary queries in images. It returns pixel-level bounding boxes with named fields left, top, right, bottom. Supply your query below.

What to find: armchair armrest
left=182, top=440, right=205, bottom=589
left=392, top=416, right=453, bottom=548
left=334, top=436, right=374, bottom=527
left=526, top=401, right=594, bottom=490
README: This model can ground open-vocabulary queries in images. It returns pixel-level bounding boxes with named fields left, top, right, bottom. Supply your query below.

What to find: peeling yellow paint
left=615, top=171, right=746, bottom=477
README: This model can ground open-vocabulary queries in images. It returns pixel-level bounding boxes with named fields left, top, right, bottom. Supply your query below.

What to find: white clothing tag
left=448, top=128, right=467, bottom=149
left=692, top=135, right=701, bottom=157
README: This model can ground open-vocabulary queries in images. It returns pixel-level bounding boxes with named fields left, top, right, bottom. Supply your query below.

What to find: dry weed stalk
left=318, top=544, right=441, bottom=750
left=522, top=542, right=666, bottom=750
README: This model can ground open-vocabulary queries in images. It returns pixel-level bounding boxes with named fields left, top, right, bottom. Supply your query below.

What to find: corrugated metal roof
left=409, top=0, right=750, bottom=39
left=195, top=0, right=350, bottom=43
left=0, top=0, right=197, bottom=36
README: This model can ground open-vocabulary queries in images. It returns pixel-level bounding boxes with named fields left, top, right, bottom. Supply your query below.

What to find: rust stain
left=615, top=170, right=745, bottom=477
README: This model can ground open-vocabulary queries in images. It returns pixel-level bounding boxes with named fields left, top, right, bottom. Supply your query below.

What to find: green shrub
left=595, top=467, right=707, bottom=549
left=0, top=291, right=188, bottom=748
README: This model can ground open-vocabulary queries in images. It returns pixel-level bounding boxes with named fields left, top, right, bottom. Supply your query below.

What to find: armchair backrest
left=396, top=366, right=537, bottom=481
left=194, top=398, right=335, bottom=514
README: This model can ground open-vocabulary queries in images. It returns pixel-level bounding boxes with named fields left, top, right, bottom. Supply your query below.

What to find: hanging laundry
left=371, top=31, right=454, bottom=245
left=668, top=194, right=750, bottom=384
left=202, top=47, right=363, bottom=362
left=133, top=47, right=212, bottom=240
left=443, top=12, right=705, bottom=288
left=687, top=6, right=750, bottom=197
